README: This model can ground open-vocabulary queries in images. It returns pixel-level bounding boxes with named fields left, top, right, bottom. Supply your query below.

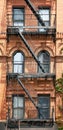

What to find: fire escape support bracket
left=18, top=30, right=45, bottom=73
left=17, top=77, right=37, bottom=108
left=24, top=0, right=45, bottom=26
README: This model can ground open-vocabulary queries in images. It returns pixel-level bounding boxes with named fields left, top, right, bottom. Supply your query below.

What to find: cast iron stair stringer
left=24, top=0, right=45, bottom=26
left=17, top=77, right=45, bottom=119
left=18, top=77, right=37, bottom=108
left=18, top=29, right=45, bottom=73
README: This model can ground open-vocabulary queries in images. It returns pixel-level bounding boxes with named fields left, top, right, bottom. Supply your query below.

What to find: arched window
left=13, top=51, right=24, bottom=73
left=38, top=51, right=50, bottom=73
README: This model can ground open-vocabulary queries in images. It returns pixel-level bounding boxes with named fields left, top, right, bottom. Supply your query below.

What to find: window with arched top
left=38, top=51, right=50, bottom=73
left=13, top=51, right=24, bottom=73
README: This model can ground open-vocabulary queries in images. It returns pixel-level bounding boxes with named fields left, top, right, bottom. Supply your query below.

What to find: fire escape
left=6, top=0, right=56, bottom=129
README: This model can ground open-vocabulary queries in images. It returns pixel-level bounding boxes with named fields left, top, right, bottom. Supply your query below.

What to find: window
left=13, top=51, right=24, bottom=73
left=38, top=51, right=50, bottom=73
left=13, top=95, right=24, bottom=119
left=13, top=8, right=24, bottom=31
left=39, top=8, right=50, bottom=32
left=38, top=95, right=50, bottom=119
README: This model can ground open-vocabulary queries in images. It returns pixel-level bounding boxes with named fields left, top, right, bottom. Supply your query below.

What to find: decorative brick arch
left=8, top=46, right=29, bottom=57
left=59, top=45, right=63, bottom=55
left=35, top=46, right=54, bottom=57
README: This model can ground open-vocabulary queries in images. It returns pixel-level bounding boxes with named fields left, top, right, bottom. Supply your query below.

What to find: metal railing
left=7, top=61, right=55, bottom=77
left=7, top=13, right=56, bottom=33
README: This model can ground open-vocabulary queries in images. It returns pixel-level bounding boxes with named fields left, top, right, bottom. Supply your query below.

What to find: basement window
left=39, top=8, right=50, bottom=32
left=38, top=50, right=50, bottom=73
left=13, top=51, right=24, bottom=73
left=13, top=95, right=24, bottom=119
left=13, top=8, right=24, bottom=31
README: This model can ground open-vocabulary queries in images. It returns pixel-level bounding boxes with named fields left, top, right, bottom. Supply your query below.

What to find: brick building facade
left=0, top=0, right=63, bottom=126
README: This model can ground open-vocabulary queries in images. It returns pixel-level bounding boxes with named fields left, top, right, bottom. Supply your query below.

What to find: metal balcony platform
left=7, top=118, right=54, bottom=128
left=7, top=26, right=56, bottom=35
left=7, top=73, right=55, bottom=80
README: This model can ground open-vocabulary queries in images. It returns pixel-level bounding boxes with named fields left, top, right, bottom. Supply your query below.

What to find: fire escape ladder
left=17, top=77, right=45, bottom=119
left=18, top=29, right=45, bottom=73
left=17, top=77, right=37, bottom=108
left=24, top=0, right=45, bottom=26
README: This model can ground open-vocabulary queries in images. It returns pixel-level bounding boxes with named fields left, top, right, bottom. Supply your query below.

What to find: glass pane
left=18, top=109, right=24, bottom=119
left=13, top=8, right=24, bottom=27
left=18, top=97, right=24, bottom=107
left=13, top=109, right=24, bottom=119
left=13, top=52, right=24, bottom=73
left=38, top=51, right=50, bottom=73
left=43, top=52, right=49, bottom=61
left=40, top=14, right=49, bottom=21
left=13, top=96, right=24, bottom=108
left=39, top=54, right=43, bottom=63
left=14, top=52, right=24, bottom=62
left=39, top=8, right=50, bottom=32
left=13, top=109, right=18, bottom=119
left=44, top=64, right=49, bottom=73
left=39, top=108, right=49, bottom=119
left=14, top=65, right=23, bottom=73
left=14, top=14, right=23, bottom=21
left=39, top=9, right=49, bottom=16
left=38, top=95, right=50, bottom=119
left=14, top=9, right=24, bottom=15
left=38, top=64, right=44, bottom=73
left=13, top=96, right=18, bottom=108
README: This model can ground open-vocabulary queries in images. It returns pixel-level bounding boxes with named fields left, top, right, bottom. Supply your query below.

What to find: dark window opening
left=38, top=94, right=50, bottom=119
left=38, top=50, right=50, bottom=73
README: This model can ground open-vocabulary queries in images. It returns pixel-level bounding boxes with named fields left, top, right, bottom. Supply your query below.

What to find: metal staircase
left=6, top=0, right=57, bottom=129
left=18, top=29, right=45, bottom=73
left=17, top=77, right=37, bottom=108
left=24, top=0, right=45, bottom=26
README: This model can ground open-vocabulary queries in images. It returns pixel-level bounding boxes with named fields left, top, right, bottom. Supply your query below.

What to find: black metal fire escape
left=13, top=0, right=46, bottom=118
left=24, top=0, right=45, bottom=26
left=7, top=0, right=55, bottom=128
left=18, top=30, right=45, bottom=73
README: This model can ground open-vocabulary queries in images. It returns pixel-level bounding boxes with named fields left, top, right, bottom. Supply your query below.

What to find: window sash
left=38, top=51, right=50, bottom=73
left=13, top=96, right=24, bottom=119
left=13, top=8, right=24, bottom=29
left=13, top=96, right=24, bottom=108
left=13, top=52, right=24, bottom=73
left=38, top=63, right=49, bottom=73
left=39, top=9, right=50, bottom=21
left=39, top=8, right=50, bottom=32
left=13, top=108, right=24, bottom=119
